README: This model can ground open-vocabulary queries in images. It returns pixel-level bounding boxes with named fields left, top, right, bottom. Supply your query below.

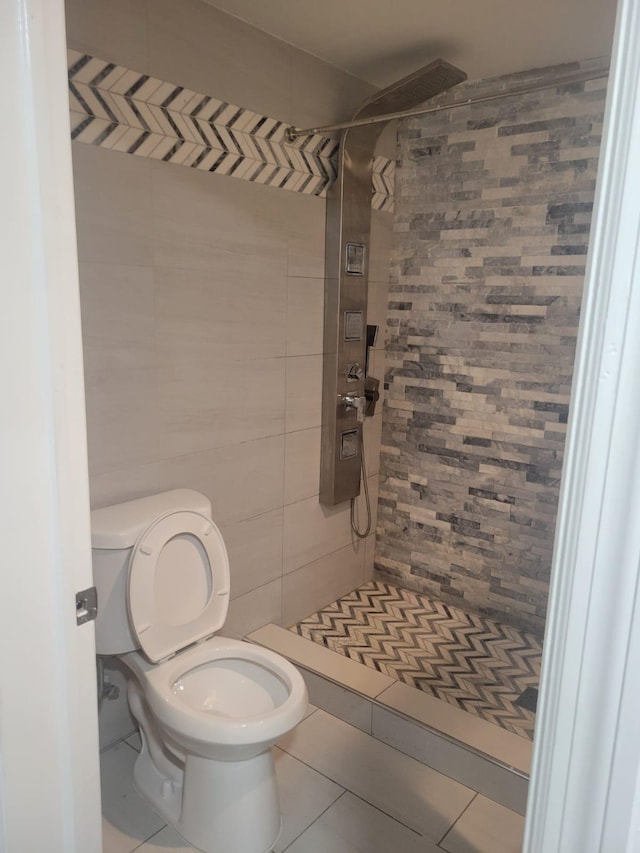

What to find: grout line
left=436, top=792, right=478, bottom=849
left=277, top=711, right=476, bottom=836
left=100, top=733, right=138, bottom=755
left=304, top=707, right=474, bottom=781
left=122, top=738, right=140, bottom=755
left=128, top=823, right=169, bottom=852
left=279, top=789, right=347, bottom=851
left=349, top=791, right=424, bottom=838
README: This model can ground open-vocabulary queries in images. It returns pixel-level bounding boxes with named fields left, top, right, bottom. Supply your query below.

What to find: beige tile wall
left=67, top=0, right=393, bottom=645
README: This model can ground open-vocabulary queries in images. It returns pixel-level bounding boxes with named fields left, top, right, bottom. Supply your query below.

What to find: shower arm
left=285, top=65, right=609, bottom=142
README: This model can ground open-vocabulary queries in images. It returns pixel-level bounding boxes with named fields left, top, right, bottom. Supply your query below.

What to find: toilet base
left=180, top=750, right=281, bottom=853
left=134, top=743, right=282, bottom=853
left=129, top=682, right=282, bottom=853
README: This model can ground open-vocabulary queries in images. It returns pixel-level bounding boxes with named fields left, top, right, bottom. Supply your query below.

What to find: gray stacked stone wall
left=375, top=60, right=608, bottom=632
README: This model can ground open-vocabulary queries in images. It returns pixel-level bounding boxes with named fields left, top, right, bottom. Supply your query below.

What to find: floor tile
left=106, top=737, right=342, bottom=853
left=300, top=668, right=373, bottom=733
left=371, top=704, right=529, bottom=816
left=284, top=792, right=439, bottom=853
left=273, top=748, right=344, bottom=852
left=440, top=795, right=525, bottom=853
left=101, top=743, right=165, bottom=853
left=125, top=732, right=142, bottom=752
left=278, top=710, right=474, bottom=841
left=377, top=681, right=531, bottom=776
left=294, top=580, right=542, bottom=740
left=249, top=624, right=394, bottom=698
left=134, top=825, right=191, bottom=852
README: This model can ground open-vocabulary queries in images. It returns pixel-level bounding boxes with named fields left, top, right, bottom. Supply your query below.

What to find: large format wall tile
left=68, top=0, right=395, bottom=652
left=284, top=426, right=322, bottom=505
left=72, top=144, right=154, bottom=266
left=89, top=435, right=285, bottom=524
left=283, top=495, right=353, bottom=574
left=157, top=356, right=285, bottom=456
left=290, top=49, right=376, bottom=136
left=148, top=0, right=293, bottom=122
left=224, top=578, right=283, bottom=637
left=78, top=262, right=155, bottom=344
left=286, top=277, right=325, bottom=357
left=65, top=0, right=148, bottom=73
left=286, top=191, right=330, bottom=279
left=222, top=508, right=284, bottom=601
left=149, top=161, right=291, bottom=272
left=282, top=543, right=365, bottom=626
left=155, top=263, right=287, bottom=363
left=83, top=337, right=159, bottom=477
left=285, top=355, right=323, bottom=433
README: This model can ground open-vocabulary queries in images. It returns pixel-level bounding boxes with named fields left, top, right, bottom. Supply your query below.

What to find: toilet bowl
left=91, top=490, right=308, bottom=853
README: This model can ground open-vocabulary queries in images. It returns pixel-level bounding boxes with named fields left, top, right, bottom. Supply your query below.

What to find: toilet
left=91, top=489, right=308, bottom=853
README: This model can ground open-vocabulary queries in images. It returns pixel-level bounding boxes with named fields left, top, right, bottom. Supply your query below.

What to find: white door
left=0, top=0, right=102, bottom=851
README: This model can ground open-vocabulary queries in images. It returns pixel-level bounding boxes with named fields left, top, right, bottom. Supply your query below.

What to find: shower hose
left=350, top=449, right=371, bottom=539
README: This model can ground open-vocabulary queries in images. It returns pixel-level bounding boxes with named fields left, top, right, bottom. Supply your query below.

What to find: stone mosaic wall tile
left=67, top=50, right=395, bottom=210
left=375, top=60, right=608, bottom=632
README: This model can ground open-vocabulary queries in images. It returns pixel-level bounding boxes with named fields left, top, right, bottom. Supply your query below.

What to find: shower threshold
left=248, top=581, right=539, bottom=815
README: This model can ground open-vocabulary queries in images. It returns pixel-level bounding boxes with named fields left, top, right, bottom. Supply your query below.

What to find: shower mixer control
left=345, top=363, right=365, bottom=382
left=340, top=394, right=366, bottom=423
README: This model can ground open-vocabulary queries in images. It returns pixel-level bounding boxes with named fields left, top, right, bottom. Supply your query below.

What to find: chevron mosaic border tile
left=293, top=580, right=542, bottom=739
left=67, top=50, right=395, bottom=211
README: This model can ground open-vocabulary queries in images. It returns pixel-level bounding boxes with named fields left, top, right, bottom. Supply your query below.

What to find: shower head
left=286, top=58, right=467, bottom=142
left=356, top=58, right=468, bottom=122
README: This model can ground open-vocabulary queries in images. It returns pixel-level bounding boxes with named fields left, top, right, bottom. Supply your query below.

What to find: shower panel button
left=345, top=242, right=365, bottom=275
left=344, top=310, right=363, bottom=341
left=345, top=363, right=365, bottom=382
left=340, top=429, right=359, bottom=460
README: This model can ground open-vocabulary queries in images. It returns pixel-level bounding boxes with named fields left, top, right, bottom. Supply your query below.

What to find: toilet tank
left=91, top=489, right=213, bottom=655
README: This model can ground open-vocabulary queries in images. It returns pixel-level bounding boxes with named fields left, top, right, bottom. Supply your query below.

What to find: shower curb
left=248, top=623, right=531, bottom=816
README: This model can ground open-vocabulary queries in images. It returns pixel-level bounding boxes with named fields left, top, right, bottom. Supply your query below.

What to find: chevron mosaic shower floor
left=293, top=581, right=543, bottom=739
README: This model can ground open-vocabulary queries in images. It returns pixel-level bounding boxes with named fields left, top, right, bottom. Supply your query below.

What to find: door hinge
left=76, top=586, right=98, bottom=625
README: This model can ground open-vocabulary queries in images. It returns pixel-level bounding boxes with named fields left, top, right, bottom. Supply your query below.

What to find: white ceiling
left=204, top=0, right=618, bottom=88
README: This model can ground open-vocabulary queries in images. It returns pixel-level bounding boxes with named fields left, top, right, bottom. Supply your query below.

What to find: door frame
left=524, top=0, right=640, bottom=849
left=0, top=0, right=101, bottom=850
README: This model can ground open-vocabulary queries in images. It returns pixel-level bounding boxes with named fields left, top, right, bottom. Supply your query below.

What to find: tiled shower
left=67, top=0, right=607, bottom=846
left=377, top=65, right=607, bottom=632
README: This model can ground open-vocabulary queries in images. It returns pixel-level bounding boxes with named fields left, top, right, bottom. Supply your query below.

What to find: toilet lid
left=127, top=510, right=230, bottom=663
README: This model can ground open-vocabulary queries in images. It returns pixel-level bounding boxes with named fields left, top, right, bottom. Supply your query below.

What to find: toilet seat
left=125, top=636, right=308, bottom=748
left=128, top=510, right=230, bottom=663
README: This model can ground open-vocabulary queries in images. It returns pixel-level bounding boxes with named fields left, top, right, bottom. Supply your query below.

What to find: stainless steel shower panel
left=320, top=59, right=467, bottom=506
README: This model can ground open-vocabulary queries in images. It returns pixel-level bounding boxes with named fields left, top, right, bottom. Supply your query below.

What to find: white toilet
left=91, top=489, right=308, bottom=853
